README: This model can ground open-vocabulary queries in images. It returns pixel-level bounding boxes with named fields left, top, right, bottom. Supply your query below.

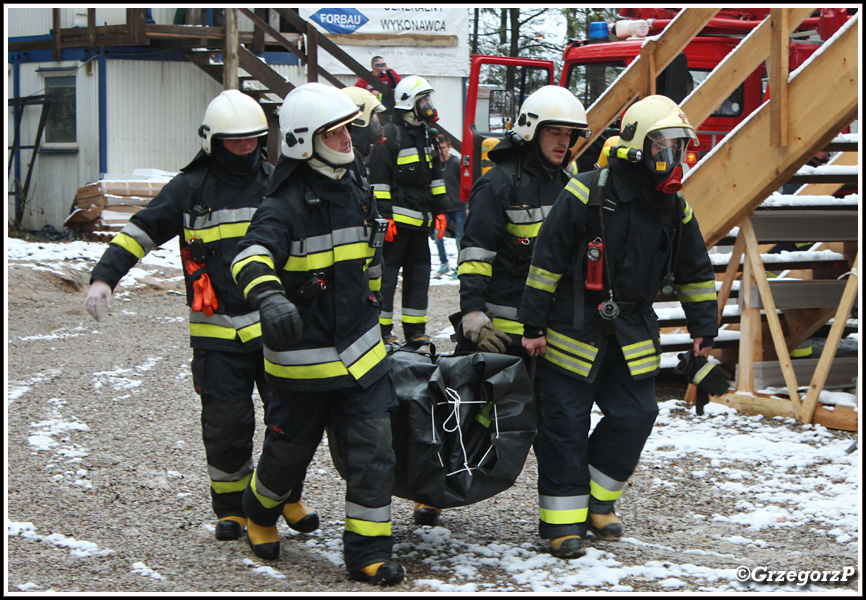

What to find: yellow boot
left=550, top=535, right=586, bottom=559
left=246, top=519, right=280, bottom=560
left=348, top=561, right=405, bottom=586
left=282, top=500, right=320, bottom=533
left=588, top=510, right=623, bottom=541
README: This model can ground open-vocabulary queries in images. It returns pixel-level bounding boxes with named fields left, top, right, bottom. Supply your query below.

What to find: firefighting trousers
left=535, top=342, right=658, bottom=539
left=380, top=228, right=431, bottom=339
left=192, top=348, right=305, bottom=519
left=243, top=374, right=398, bottom=572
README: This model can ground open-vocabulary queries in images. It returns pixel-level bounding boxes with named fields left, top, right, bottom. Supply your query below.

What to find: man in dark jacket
left=368, top=75, right=447, bottom=347
left=432, top=132, right=465, bottom=276
left=519, top=95, right=719, bottom=559
left=84, top=90, right=318, bottom=542
left=231, top=82, right=403, bottom=586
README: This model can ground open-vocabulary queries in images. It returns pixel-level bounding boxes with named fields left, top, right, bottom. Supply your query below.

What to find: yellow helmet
left=619, top=95, right=698, bottom=152
left=619, top=95, right=698, bottom=192
left=342, top=86, right=385, bottom=129
left=596, top=135, right=621, bottom=169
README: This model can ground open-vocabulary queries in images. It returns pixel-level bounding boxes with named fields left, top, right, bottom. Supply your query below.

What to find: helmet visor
left=647, top=129, right=695, bottom=171
left=415, top=94, right=437, bottom=122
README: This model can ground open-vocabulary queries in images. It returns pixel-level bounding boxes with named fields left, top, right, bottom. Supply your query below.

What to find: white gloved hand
left=461, top=310, right=491, bottom=343
left=85, top=280, right=113, bottom=321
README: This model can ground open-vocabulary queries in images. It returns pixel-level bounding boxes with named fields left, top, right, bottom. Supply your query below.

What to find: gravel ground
left=5, top=246, right=860, bottom=594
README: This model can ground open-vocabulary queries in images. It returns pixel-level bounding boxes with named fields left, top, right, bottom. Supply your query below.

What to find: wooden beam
left=306, top=25, right=318, bottom=83
left=742, top=219, right=803, bottom=411
left=237, top=46, right=293, bottom=98
left=684, top=17, right=859, bottom=249
left=769, top=9, right=790, bottom=147
left=572, top=8, right=720, bottom=157
left=811, top=405, right=858, bottom=432
left=712, top=392, right=797, bottom=419
left=224, top=8, right=239, bottom=90
left=737, top=242, right=759, bottom=391
left=717, top=231, right=745, bottom=324
left=52, top=8, right=61, bottom=61
left=145, top=25, right=226, bottom=40
left=87, top=9, right=97, bottom=47
left=682, top=7, right=814, bottom=127
left=798, top=253, right=859, bottom=423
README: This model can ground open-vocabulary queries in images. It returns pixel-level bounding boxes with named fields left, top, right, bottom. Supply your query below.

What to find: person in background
left=84, top=89, right=318, bottom=543
left=231, top=82, right=403, bottom=586
left=368, top=75, right=447, bottom=348
left=355, top=55, right=401, bottom=123
left=518, top=95, right=718, bottom=559
left=431, top=131, right=465, bottom=277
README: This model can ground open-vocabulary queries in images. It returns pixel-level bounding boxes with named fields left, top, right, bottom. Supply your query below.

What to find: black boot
left=413, top=503, right=441, bottom=526
left=215, top=516, right=246, bottom=541
left=348, top=561, right=405, bottom=586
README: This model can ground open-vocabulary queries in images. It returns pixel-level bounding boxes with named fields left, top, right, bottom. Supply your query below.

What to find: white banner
left=299, top=7, right=470, bottom=78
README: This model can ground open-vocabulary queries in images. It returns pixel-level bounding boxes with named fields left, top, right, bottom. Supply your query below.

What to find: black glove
left=675, top=352, right=731, bottom=396
left=257, top=290, right=303, bottom=348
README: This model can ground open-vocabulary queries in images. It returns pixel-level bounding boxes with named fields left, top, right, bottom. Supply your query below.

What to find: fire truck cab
left=460, top=8, right=848, bottom=203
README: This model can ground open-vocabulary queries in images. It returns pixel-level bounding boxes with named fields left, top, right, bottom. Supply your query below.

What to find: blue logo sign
left=311, top=8, right=368, bottom=35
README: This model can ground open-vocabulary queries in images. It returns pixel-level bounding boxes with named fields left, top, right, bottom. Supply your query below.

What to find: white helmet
left=394, top=75, right=436, bottom=121
left=279, top=82, right=361, bottom=160
left=512, top=85, right=589, bottom=143
left=199, top=89, right=268, bottom=155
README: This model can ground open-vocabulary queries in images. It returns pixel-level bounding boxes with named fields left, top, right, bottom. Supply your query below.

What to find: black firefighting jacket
left=517, top=158, right=719, bottom=381
left=90, top=151, right=272, bottom=353
left=231, top=158, right=387, bottom=392
left=458, top=142, right=570, bottom=338
left=368, top=113, right=446, bottom=230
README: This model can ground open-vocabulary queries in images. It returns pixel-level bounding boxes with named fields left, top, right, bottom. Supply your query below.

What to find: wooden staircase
left=571, top=8, right=859, bottom=429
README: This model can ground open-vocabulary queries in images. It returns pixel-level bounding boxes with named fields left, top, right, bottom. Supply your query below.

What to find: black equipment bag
left=328, top=345, right=537, bottom=508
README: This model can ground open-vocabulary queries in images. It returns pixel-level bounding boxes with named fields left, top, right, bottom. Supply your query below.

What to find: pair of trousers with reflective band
left=243, top=374, right=397, bottom=572
left=191, top=349, right=302, bottom=518
left=379, top=227, right=430, bottom=339
left=536, top=343, right=658, bottom=539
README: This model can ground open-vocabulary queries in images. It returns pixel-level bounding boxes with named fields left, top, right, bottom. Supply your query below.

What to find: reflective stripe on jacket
left=232, top=161, right=388, bottom=391
left=368, top=116, right=446, bottom=230
left=90, top=154, right=272, bottom=352
left=518, top=161, right=718, bottom=381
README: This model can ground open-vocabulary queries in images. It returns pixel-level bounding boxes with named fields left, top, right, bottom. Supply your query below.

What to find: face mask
left=415, top=95, right=438, bottom=124
left=212, top=138, right=261, bottom=175
left=643, top=136, right=686, bottom=193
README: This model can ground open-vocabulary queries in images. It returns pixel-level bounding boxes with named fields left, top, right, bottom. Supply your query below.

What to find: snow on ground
left=5, top=235, right=861, bottom=593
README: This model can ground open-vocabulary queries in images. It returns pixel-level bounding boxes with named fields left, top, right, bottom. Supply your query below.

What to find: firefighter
left=231, top=82, right=403, bottom=586
left=342, top=86, right=386, bottom=168
left=518, top=95, right=719, bottom=558
left=368, top=75, right=448, bottom=347
left=84, top=89, right=318, bottom=542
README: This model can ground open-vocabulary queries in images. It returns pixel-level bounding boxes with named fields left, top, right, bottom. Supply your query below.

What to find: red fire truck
left=459, top=8, right=852, bottom=203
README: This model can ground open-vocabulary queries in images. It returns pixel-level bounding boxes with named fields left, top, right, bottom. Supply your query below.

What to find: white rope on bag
left=434, top=386, right=497, bottom=478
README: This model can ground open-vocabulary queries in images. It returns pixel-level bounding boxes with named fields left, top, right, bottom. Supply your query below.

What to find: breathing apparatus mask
left=415, top=94, right=438, bottom=124
left=643, top=129, right=692, bottom=194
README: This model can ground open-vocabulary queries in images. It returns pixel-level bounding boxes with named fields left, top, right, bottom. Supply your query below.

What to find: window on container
left=43, top=74, right=77, bottom=145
